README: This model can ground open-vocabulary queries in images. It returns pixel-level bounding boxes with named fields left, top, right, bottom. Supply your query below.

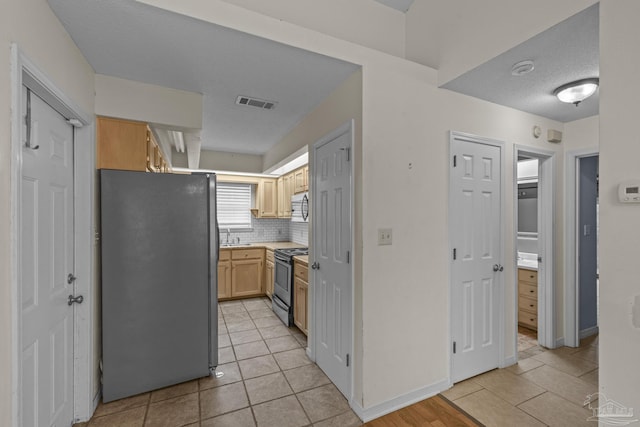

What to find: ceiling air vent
left=236, top=95, right=277, bottom=110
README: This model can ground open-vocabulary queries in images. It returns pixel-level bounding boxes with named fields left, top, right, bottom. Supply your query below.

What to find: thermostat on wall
left=618, top=181, right=640, bottom=203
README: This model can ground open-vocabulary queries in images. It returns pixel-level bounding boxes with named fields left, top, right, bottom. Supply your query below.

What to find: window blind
left=216, top=182, right=252, bottom=229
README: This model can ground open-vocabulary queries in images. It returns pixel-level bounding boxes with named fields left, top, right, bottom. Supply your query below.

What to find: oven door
left=273, top=257, right=292, bottom=305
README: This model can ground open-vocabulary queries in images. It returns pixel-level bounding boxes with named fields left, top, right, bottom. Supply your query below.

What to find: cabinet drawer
left=232, top=248, right=264, bottom=260
left=518, top=295, right=537, bottom=313
left=518, top=269, right=538, bottom=283
left=518, top=311, right=538, bottom=329
left=219, top=249, right=231, bottom=261
left=294, top=262, right=308, bottom=281
left=266, top=249, right=274, bottom=263
left=519, top=282, right=538, bottom=298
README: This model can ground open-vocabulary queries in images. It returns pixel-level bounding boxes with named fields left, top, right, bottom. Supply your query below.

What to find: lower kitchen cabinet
left=218, top=248, right=264, bottom=300
left=293, top=258, right=309, bottom=335
left=265, top=249, right=274, bottom=299
left=218, top=249, right=232, bottom=299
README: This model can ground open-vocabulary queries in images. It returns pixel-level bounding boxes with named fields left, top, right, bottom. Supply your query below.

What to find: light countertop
left=517, top=252, right=538, bottom=271
left=219, top=241, right=307, bottom=251
left=293, top=255, right=308, bottom=265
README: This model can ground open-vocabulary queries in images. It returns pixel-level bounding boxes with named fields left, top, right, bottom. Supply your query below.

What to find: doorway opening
left=565, top=150, right=600, bottom=347
left=514, top=147, right=557, bottom=354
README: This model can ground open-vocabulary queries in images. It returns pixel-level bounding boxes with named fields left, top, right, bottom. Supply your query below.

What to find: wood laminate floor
left=364, top=395, right=481, bottom=427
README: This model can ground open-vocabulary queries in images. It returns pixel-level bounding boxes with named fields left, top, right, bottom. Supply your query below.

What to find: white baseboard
left=579, top=326, right=599, bottom=339
left=350, top=378, right=450, bottom=423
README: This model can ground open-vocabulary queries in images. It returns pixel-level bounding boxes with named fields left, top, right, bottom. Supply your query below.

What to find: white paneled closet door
left=21, top=87, right=75, bottom=427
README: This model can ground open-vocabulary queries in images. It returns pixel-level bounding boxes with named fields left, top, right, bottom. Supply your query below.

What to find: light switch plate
left=378, top=228, right=392, bottom=245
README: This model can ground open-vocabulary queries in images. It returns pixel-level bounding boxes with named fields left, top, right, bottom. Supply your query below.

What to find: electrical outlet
left=378, top=228, right=392, bottom=245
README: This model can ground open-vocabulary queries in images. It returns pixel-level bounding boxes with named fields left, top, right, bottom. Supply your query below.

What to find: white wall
left=95, top=74, right=203, bottom=129
left=219, top=0, right=406, bottom=58
left=405, top=0, right=598, bottom=84
left=599, top=0, right=640, bottom=411
left=563, top=116, right=599, bottom=152
left=0, top=1, right=95, bottom=424
left=173, top=149, right=264, bottom=173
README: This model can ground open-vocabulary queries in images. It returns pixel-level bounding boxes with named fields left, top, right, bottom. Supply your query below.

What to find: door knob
left=67, top=273, right=77, bottom=284
left=493, top=264, right=504, bottom=272
left=311, top=262, right=320, bottom=270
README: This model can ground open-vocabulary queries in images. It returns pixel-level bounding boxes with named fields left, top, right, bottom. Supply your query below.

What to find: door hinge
left=346, top=251, right=350, bottom=264
left=453, top=248, right=457, bottom=260
left=453, top=341, right=457, bottom=354
left=346, top=353, right=350, bottom=367
left=340, top=147, right=351, bottom=161
left=453, top=155, right=457, bottom=167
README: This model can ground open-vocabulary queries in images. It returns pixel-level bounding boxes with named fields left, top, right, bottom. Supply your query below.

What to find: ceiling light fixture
left=553, top=78, right=599, bottom=106
left=511, top=60, right=535, bottom=76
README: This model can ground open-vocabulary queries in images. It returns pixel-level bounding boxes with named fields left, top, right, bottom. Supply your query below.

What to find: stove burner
left=276, top=247, right=309, bottom=257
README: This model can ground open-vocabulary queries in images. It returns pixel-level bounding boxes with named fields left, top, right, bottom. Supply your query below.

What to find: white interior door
left=313, top=126, right=352, bottom=398
left=450, top=134, right=503, bottom=383
left=20, top=87, right=75, bottom=427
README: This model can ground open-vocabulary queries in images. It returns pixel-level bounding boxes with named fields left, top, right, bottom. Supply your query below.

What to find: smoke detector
left=511, top=60, right=535, bottom=76
left=236, top=95, right=277, bottom=110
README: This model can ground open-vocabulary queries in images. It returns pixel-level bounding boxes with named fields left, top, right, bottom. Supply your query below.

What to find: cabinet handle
left=530, top=304, right=534, bottom=308
left=530, top=318, right=535, bottom=321
left=530, top=290, right=534, bottom=293
left=530, top=275, right=535, bottom=279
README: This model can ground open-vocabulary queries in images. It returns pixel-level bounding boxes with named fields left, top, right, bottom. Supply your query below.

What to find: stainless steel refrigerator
left=100, top=169, right=218, bottom=402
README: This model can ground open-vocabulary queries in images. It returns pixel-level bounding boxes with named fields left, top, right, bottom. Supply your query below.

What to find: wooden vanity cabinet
left=518, top=268, right=538, bottom=330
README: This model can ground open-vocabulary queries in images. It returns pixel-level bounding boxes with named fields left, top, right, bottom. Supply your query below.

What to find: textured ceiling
left=442, top=3, right=599, bottom=123
left=48, top=0, right=359, bottom=155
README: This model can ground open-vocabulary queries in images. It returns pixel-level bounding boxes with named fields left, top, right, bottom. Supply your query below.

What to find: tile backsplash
left=222, top=217, right=309, bottom=246
left=289, top=221, right=309, bottom=246
left=223, top=218, right=290, bottom=244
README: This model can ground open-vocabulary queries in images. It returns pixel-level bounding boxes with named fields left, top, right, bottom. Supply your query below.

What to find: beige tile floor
left=76, top=303, right=600, bottom=427
left=442, top=331, right=599, bottom=427
left=76, top=297, right=362, bottom=427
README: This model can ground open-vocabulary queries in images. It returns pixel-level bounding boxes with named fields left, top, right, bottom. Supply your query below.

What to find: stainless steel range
left=272, top=247, right=308, bottom=326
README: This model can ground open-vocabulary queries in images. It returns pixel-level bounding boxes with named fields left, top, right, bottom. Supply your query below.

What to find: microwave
left=291, top=192, right=309, bottom=222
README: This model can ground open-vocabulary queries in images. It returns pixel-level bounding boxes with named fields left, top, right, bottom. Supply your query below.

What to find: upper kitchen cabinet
left=97, top=116, right=169, bottom=172
left=277, top=173, right=293, bottom=218
left=257, top=178, right=277, bottom=218
left=293, top=165, right=309, bottom=194
left=294, top=167, right=305, bottom=193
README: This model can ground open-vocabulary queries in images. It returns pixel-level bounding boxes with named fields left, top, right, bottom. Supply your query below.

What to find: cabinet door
left=217, top=260, right=232, bottom=299
left=294, top=277, right=308, bottom=335
left=283, top=174, right=293, bottom=217
left=294, top=168, right=305, bottom=194
left=265, top=260, right=274, bottom=299
left=97, top=117, right=148, bottom=171
left=276, top=177, right=284, bottom=218
left=303, top=165, right=309, bottom=191
left=231, top=258, right=263, bottom=297
left=259, top=179, right=277, bottom=218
